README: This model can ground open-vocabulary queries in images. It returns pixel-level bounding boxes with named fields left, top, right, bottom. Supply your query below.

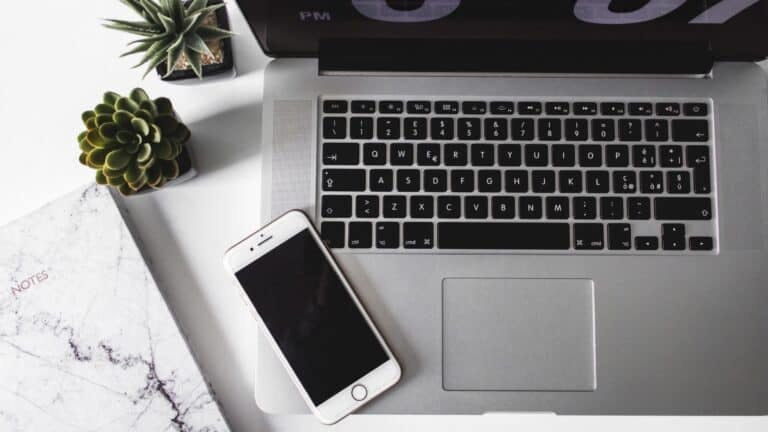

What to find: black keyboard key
left=512, top=118, right=535, bottom=140
left=608, top=223, right=632, bottom=250
left=397, top=169, right=421, bottom=192
left=490, top=101, right=515, bottom=115
left=592, top=119, right=615, bottom=141
left=435, top=101, right=459, bottom=114
left=635, top=236, right=659, bottom=250
left=376, top=222, right=400, bottom=249
left=613, top=171, right=638, bottom=193
left=370, top=169, right=393, bottom=192
left=356, top=195, right=379, bottom=218
left=458, top=118, right=481, bottom=140
left=438, top=196, right=461, bottom=219
left=600, top=197, right=624, bottom=219
left=525, top=144, right=548, bottom=166
left=323, top=142, right=359, bottom=165
left=559, top=170, right=583, bottom=193
left=629, top=103, right=653, bottom=116
left=538, top=118, right=562, bottom=141
left=605, top=145, right=630, bottom=167
left=655, top=198, right=712, bottom=220
left=403, top=117, right=428, bottom=140
left=574, top=102, right=598, bottom=116
left=633, top=145, right=657, bottom=167
left=323, top=100, right=347, bottom=113
left=492, top=197, right=516, bottom=219
left=657, top=103, right=681, bottom=116
left=532, top=171, right=556, bottom=193
left=417, top=143, right=441, bottom=166
left=618, top=119, right=642, bottom=141
left=579, top=145, right=602, bottom=167
left=672, top=120, right=709, bottom=142
left=601, top=103, right=625, bottom=116
left=485, top=118, right=509, bottom=140
left=323, top=169, right=365, bottom=191
left=348, top=222, right=372, bottom=248
left=586, top=171, right=610, bottom=193
left=518, top=102, right=542, bottom=115
left=351, top=100, right=376, bottom=113
left=350, top=117, right=374, bottom=139
left=545, top=102, right=570, bottom=115
left=498, top=144, right=522, bottom=166
left=321, top=195, right=352, bottom=218
left=363, top=142, right=387, bottom=165
left=390, top=143, right=414, bottom=165
left=683, top=103, right=708, bottom=117
left=383, top=196, right=406, bottom=218
left=690, top=236, right=714, bottom=251
left=645, top=119, right=669, bottom=142
left=451, top=170, right=475, bottom=192
left=628, top=197, right=651, bottom=220
left=379, top=101, right=404, bottom=114
left=472, top=144, right=495, bottom=166
left=565, top=119, right=589, bottom=141
left=445, top=143, right=468, bottom=166
left=377, top=117, right=400, bottom=139
left=431, top=117, right=455, bottom=140
left=424, top=170, right=448, bottom=192
left=687, top=145, right=712, bottom=194
left=407, top=101, right=432, bottom=114
left=462, top=101, right=487, bottom=115
left=667, top=171, right=691, bottom=194
left=323, top=117, right=346, bottom=139
left=404, top=223, right=434, bottom=249
left=320, top=222, right=345, bottom=248
left=478, top=170, right=502, bottom=193
left=660, top=145, right=684, bottom=167
left=465, top=196, right=489, bottom=219
left=519, top=197, right=543, bottom=219
left=574, top=197, right=597, bottom=219
left=662, top=224, right=685, bottom=250
left=410, top=196, right=434, bottom=218
left=640, top=171, right=664, bottom=194
left=546, top=197, right=570, bottom=219
left=505, top=170, right=529, bottom=192
left=438, top=223, right=570, bottom=249
left=552, top=144, right=576, bottom=167
left=574, top=223, right=604, bottom=250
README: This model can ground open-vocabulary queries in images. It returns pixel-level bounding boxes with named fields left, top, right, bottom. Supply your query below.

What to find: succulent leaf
left=113, top=110, right=134, bottom=129
left=149, top=124, right=162, bottom=144
left=186, top=0, right=207, bottom=15
left=128, top=174, right=148, bottom=192
left=131, top=117, right=151, bottom=136
left=118, top=183, right=134, bottom=196
left=99, top=123, right=119, bottom=140
left=140, top=100, right=159, bottom=117
left=130, top=88, right=150, bottom=105
left=183, top=46, right=203, bottom=79
left=155, top=114, right=179, bottom=133
left=197, top=25, right=234, bottom=41
left=125, top=141, right=141, bottom=154
left=124, top=164, right=145, bottom=184
left=87, top=148, right=109, bottom=167
left=137, top=143, right=153, bottom=163
left=107, top=174, right=127, bottom=187
left=115, top=97, right=140, bottom=113
left=161, top=160, right=180, bottom=180
left=85, top=117, right=97, bottom=130
left=135, top=109, right=155, bottom=123
left=103, top=92, right=121, bottom=105
left=146, top=164, right=163, bottom=186
left=95, top=114, right=113, bottom=127
left=105, top=149, right=133, bottom=170
left=82, top=111, right=96, bottom=124
left=154, top=139, right=174, bottom=160
left=79, top=136, right=94, bottom=153
left=95, top=170, right=108, bottom=185
left=86, top=129, right=106, bottom=148
left=94, top=104, right=116, bottom=115
left=154, top=97, right=173, bottom=115
left=79, top=153, right=88, bottom=166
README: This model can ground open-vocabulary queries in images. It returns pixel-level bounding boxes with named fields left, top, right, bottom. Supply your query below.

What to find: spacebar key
left=438, top=223, right=570, bottom=250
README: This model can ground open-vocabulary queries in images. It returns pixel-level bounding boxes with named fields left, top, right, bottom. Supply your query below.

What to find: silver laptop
left=238, top=0, right=768, bottom=415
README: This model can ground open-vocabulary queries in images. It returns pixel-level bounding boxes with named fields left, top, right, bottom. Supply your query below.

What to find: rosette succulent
left=78, top=88, right=191, bottom=196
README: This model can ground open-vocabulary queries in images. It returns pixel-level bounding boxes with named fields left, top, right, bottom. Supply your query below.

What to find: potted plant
left=105, top=0, right=234, bottom=81
left=77, top=88, right=196, bottom=196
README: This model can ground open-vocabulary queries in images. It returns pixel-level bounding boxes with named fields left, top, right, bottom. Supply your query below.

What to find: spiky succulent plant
left=105, top=0, right=233, bottom=78
left=78, top=88, right=191, bottom=196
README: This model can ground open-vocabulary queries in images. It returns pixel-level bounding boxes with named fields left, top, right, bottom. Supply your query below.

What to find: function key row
left=323, top=100, right=709, bottom=117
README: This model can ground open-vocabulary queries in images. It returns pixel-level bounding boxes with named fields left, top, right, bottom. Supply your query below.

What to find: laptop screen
left=237, top=0, right=768, bottom=60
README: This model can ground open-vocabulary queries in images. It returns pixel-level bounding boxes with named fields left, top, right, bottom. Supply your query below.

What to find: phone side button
left=351, top=384, right=368, bottom=401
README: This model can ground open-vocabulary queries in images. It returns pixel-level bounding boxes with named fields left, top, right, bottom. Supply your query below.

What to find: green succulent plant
left=78, top=88, right=191, bottom=196
left=105, top=0, right=234, bottom=78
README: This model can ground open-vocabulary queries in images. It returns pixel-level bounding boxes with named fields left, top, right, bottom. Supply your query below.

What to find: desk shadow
left=187, top=103, right=263, bottom=177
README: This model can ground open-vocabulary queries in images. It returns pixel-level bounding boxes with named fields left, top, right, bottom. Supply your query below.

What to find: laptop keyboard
left=317, top=98, right=716, bottom=253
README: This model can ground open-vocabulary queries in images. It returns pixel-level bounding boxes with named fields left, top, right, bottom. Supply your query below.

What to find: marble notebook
left=0, top=185, right=229, bottom=432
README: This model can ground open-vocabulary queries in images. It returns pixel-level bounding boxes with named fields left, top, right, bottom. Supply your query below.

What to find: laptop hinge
left=319, top=39, right=714, bottom=75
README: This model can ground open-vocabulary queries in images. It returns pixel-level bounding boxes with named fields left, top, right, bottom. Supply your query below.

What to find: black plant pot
left=156, top=0, right=234, bottom=81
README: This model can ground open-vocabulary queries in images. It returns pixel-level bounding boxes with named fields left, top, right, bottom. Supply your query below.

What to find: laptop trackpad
left=443, top=278, right=596, bottom=391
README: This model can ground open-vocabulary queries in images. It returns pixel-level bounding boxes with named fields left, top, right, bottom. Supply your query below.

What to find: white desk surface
left=1, top=1, right=766, bottom=430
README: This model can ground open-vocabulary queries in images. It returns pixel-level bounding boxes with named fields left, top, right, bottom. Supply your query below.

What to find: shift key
left=322, top=169, right=366, bottom=191
left=655, top=197, right=712, bottom=220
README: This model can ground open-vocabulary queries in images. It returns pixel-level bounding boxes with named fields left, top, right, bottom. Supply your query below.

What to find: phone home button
left=351, top=384, right=368, bottom=401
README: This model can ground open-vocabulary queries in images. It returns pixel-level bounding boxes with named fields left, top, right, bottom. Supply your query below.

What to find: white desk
left=2, top=1, right=767, bottom=430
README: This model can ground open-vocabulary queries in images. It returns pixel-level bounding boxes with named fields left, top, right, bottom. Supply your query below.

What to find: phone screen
left=236, top=228, right=389, bottom=405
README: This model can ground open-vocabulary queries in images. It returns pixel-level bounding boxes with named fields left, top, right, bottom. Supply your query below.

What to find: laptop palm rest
left=443, top=278, right=596, bottom=392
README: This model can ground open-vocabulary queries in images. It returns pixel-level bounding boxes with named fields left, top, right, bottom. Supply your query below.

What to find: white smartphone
left=224, top=210, right=401, bottom=424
